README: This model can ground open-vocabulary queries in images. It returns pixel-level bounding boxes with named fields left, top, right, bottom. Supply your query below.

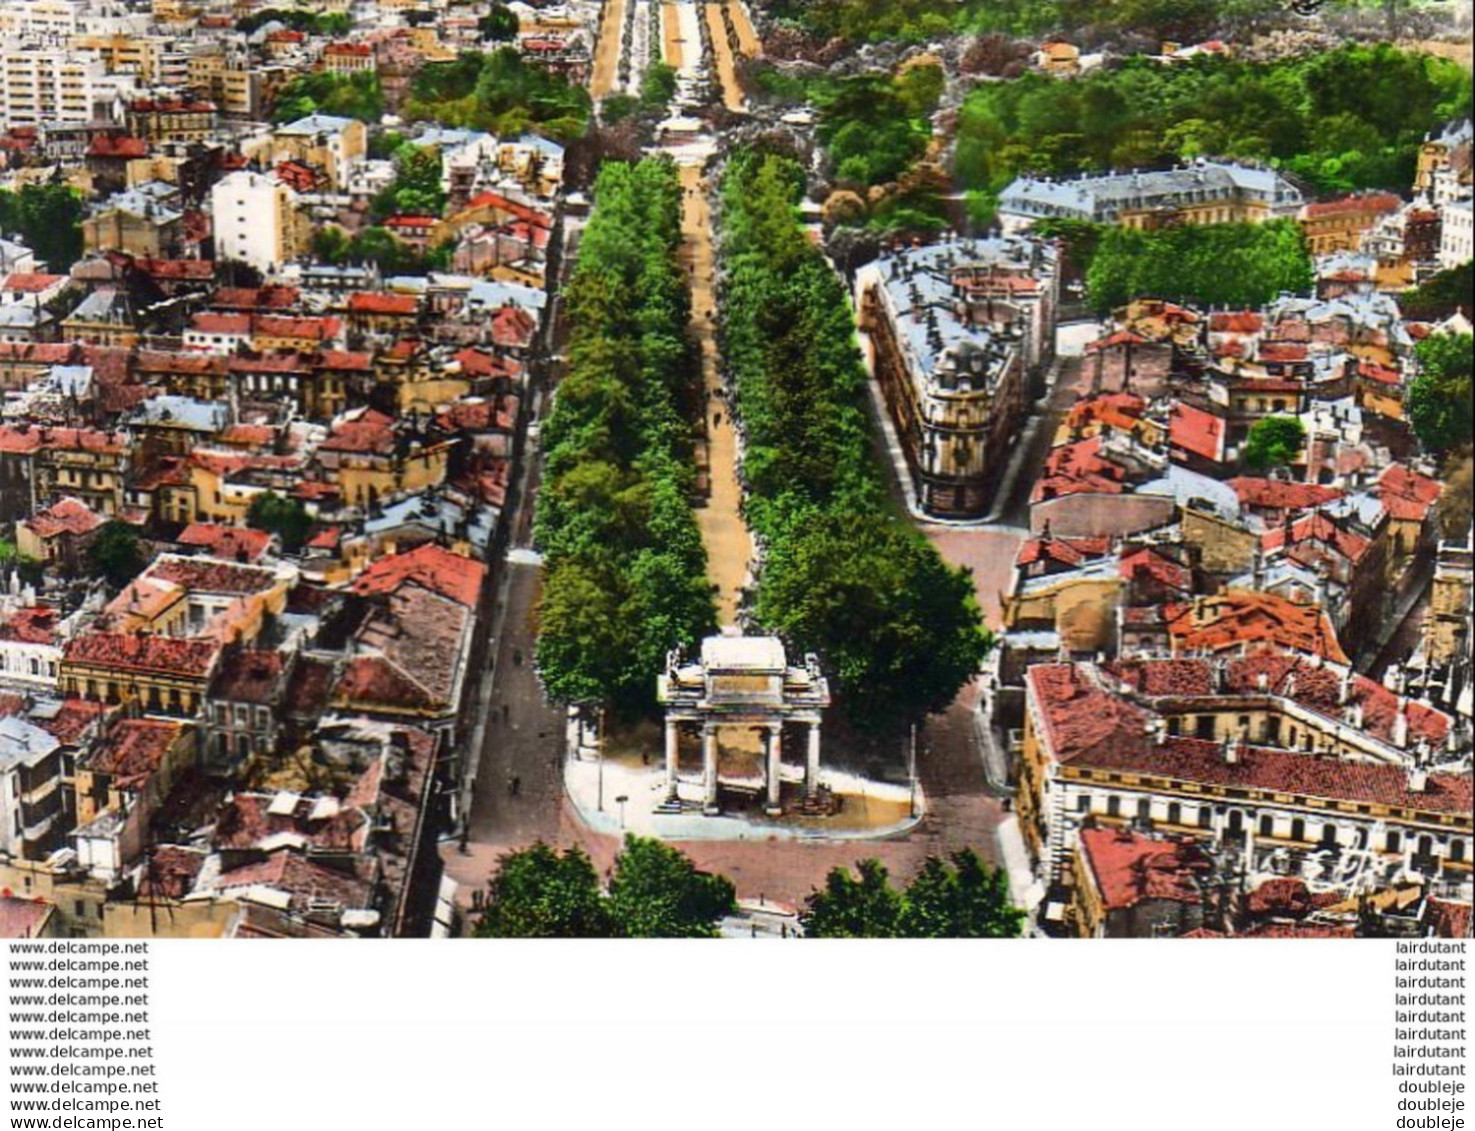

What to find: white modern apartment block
left=0, top=48, right=109, bottom=129
left=210, top=169, right=300, bottom=271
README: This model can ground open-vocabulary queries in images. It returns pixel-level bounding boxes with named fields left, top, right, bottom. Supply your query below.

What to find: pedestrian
left=511, top=775, right=521, bottom=796
left=503, top=704, right=510, bottom=721
left=513, top=649, right=523, bottom=666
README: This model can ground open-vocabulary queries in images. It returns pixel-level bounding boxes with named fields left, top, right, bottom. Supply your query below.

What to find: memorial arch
left=657, top=635, right=831, bottom=816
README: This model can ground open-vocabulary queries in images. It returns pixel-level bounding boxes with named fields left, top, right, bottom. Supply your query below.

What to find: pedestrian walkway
left=678, top=160, right=752, bottom=624
left=590, top=0, right=627, bottom=100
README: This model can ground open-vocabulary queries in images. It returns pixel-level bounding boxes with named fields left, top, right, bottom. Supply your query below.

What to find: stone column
left=805, top=721, right=821, bottom=799
left=664, top=718, right=680, bottom=803
left=702, top=725, right=719, bottom=815
left=764, top=723, right=783, bottom=816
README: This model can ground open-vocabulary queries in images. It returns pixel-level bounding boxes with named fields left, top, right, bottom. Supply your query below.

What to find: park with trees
left=955, top=44, right=1470, bottom=220
left=403, top=48, right=591, bottom=142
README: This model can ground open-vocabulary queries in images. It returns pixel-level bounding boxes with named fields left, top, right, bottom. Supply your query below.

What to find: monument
left=657, top=634, right=831, bottom=816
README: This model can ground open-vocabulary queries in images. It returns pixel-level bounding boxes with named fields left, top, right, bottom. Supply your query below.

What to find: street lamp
left=595, top=704, right=606, bottom=813
left=615, top=794, right=628, bottom=830
left=908, top=722, right=919, bottom=819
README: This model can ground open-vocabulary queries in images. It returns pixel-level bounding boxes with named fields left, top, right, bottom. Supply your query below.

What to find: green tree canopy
left=405, top=48, right=590, bottom=142
left=1242, top=415, right=1308, bottom=471
left=246, top=491, right=313, bottom=552
left=757, top=511, right=991, bottom=732
left=802, top=851, right=1024, bottom=938
left=1085, top=221, right=1312, bottom=315
left=474, top=837, right=734, bottom=937
left=606, top=835, right=737, bottom=937
left=800, top=858, right=904, bottom=937
left=639, top=63, right=678, bottom=111
left=478, top=3, right=520, bottom=40
left=1408, top=334, right=1475, bottom=452
left=0, top=184, right=84, bottom=272
left=474, top=842, right=613, bottom=937
left=953, top=48, right=1470, bottom=199
left=272, top=70, right=383, bottom=124
left=86, top=521, right=145, bottom=588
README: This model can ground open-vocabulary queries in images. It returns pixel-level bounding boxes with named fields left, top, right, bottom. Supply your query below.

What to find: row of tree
left=718, top=149, right=991, bottom=736
left=474, top=837, right=1023, bottom=937
left=534, top=158, right=716, bottom=717
left=403, top=48, right=591, bottom=143
left=955, top=46, right=1471, bottom=205
left=476, top=837, right=736, bottom=938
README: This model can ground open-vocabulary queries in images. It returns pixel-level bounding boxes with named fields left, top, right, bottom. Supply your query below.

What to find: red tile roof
left=1302, top=192, right=1400, bottom=219
left=0, top=897, right=52, bottom=939
left=22, top=497, right=104, bottom=540
left=213, top=792, right=367, bottom=853
left=1164, top=591, right=1349, bottom=664
left=315, top=350, right=374, bottom=372
left=189, top=312, right=252, bottom=336
left=451, top=347, right=521, bottom=380
left=212, top=850, right=374, bottom=913
left=1208, top=311, right=1263, bottom=334
left=136, top=846, right=207, bottom=901
left=1376, top=463, right=1441, bottom=524
left=1078, top=828, right=1206, bottom=911
left=317, top=409, right=396, bottom=455
left=1088, top=729, right=1470, bottom=816
left=177, top=523, right=272, bottom=563
left=255, top=315, right=342, bottom=342
left=1226, top=478, right=1344, bottom=513
left=1085, top=329, right=1149, bottom=353
left=212, top=650, right=285, bottom=704
left=212, top=285, right=300, bottom=311
left=2, top=272, right=65, bottom=293
left=0, top=606, right=58, bottom=646
left=87, top=135, right=148, bottom=159
left=350, top=543, right=485, bottom=608
left=348, top=292, right=419, bottom=316
left=64, top=633, right=220, bottom=679
left=1168, top=402, right=1225, bottom=464
left=1033, top=436, right=1128, bottom=501
left=87, top=718, right=184, bottom=792
left=1261, top=511, right=1373, bottom=567
left=490, top=304, right=536, bottom=348
left=1425, top=898, right=1472, bottom=941
left=33, top=699, right=108, bottom=746
left=1017, top=534, right=1110, bottom=570
left=1119, top=546, right=1192, bottom=592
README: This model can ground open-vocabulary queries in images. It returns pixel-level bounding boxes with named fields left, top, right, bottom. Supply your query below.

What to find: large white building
left=210, top=170, right=300, bottom=272
left=0, top=48, right=110, bottom=129
left=998, top=159, right=1304, bottom=234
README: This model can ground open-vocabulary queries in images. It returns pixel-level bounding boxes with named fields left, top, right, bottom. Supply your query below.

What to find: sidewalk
left=564, top=750, right=926, bottom=843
